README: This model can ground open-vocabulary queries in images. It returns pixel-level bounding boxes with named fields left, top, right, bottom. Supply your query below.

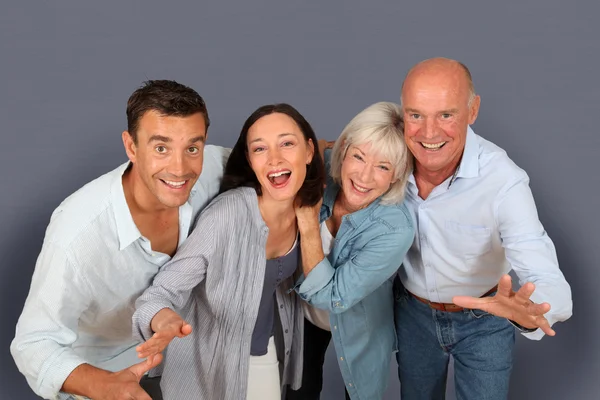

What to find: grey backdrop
left=1, top=1, right=598, bottom=399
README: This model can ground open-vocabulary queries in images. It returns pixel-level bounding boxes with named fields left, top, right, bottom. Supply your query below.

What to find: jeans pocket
left=469, top=308, right=490, bottom=319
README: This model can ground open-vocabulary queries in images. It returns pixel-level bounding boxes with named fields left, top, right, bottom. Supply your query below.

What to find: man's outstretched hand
left=453, top=274, right=555, bottom=336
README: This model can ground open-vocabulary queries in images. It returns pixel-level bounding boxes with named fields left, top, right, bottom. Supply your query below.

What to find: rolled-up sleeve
left=496, top=176, right=573, bottom=340
left=296, top=228, right=413, bottom=314
left=10, top=242, right=92, bottom=399
left=132, top=211, right=216, bottom=342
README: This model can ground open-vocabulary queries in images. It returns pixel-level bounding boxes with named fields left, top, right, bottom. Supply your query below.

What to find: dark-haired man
left=11, top=80, right=230, bottom=400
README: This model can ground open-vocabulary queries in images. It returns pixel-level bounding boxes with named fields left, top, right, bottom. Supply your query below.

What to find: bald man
left=393, top=58, right=572, bottom=399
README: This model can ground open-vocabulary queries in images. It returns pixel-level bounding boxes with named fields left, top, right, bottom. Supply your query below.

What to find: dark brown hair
left=220, top=103, right=325, bottom=207
left=126, top=80, right=210, bottom=143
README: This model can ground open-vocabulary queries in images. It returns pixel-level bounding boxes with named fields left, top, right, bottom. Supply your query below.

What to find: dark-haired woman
left=131, top=104, right=325, bottom=399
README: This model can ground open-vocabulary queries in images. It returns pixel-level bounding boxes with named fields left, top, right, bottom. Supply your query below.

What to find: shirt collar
left=111, top=162, right=142, bottom=250
left=455, top=126, right=479, bottom=180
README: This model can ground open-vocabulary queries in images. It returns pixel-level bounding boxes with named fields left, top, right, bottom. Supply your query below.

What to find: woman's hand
left=294, top=197, right=323, bottom=234
left=135, top=308, right=192, bottom=359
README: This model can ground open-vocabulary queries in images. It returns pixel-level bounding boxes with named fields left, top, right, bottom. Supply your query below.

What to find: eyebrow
left=249, top=132, right=297, bottom=144
left=350, top=146, right=391, bottom=164
left=148, top=135, right=206, bottom=144
left=403, top=108, right=460, bottom=115
left=439, top=109, right=459, bottom=114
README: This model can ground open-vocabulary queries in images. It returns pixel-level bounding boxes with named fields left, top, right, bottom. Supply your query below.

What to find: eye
left=441, top=113, right=452, bottom=119
left=378, top=165, right=390, bottom=171
left=155, top=146, right=167, bottom=154
left=282, top=141, right=294, bottom=147
left=353, top=154, right=364, bottom=161
left=410, top=113, right=421, bottom=120
left=187, top=146, right=199, bottom=154
left=252, top=146, right=265, bottom=153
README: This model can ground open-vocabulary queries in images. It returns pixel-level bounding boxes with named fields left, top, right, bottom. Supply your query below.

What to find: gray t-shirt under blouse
left=250, top=241, right=299, bottom=356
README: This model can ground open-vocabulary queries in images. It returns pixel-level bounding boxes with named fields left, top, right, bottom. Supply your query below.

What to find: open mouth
left=267, top=170, right=292, bottom=187
left=160, top=179, right=188, bottom=190
left=420, top=141, right=446, bottom=150
left=351, top=181, right=371, bottom=194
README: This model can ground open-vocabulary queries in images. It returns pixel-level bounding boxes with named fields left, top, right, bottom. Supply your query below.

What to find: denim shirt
left=295, top=154, right=415, bottom=399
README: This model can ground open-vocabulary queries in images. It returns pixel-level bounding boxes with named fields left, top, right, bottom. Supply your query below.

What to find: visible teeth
left=164, top=180, right=185, bottom=187
left=352, top=182, right=370, bottom=193
left=421, top=142, right=446, bottom=149
left=268, top=171, right=291, bottom=178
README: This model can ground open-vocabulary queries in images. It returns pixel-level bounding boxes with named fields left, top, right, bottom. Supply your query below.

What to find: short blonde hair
left=330, top=102, right=412, bottom=205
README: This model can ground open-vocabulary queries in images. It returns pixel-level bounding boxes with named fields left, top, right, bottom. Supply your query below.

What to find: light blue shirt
left=296, top=154, right=415, bottom=400
left=399, top=127, right=572, bottom=340
left=10, top=145, right=229, bottom=400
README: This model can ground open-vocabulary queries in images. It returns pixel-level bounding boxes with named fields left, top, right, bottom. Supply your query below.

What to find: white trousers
left=246, top=336, right=280, bottom=400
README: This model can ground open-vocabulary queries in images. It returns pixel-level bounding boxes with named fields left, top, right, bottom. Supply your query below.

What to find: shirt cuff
left=295, top=258, right=334, bottom=300
left=38, top=349, right=87, bottom=399
left=132, top=302, right=174, bottom=342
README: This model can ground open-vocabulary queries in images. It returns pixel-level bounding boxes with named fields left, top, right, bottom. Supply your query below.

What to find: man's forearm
left=62, top=363, right=112, bottom=398
left=299, top=224, right=325, bottom=276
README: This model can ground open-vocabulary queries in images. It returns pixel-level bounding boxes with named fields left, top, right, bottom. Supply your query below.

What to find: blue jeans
left=394, top=280, right=515, bottom=400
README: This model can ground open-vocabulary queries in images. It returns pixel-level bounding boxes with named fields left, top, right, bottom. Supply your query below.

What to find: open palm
left=453, top=274, right=555, bottom=336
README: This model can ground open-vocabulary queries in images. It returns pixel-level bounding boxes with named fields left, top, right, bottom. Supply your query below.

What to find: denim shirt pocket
left=444, top=221, right=492, bottom=259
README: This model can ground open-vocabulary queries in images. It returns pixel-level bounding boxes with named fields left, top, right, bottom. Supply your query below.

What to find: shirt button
left=348, top=383, right=353, bottom=387
left=430, top=289, right=435, bottom=293
left=285, top=329, right=289, bottom=333
left=334, top=325, right=337, bottom=330
left=340, top=356, right=344, bottom=361
left=280, top=304, right=284, bottom=309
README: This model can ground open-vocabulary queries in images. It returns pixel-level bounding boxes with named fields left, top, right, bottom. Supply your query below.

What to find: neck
left=334, top=191, right=363, bottom=217
left=414, top=158, right=460, bottom=188
left=258, top=195, right=295, bottom=226
left=123, top=165, right=172, bottom=214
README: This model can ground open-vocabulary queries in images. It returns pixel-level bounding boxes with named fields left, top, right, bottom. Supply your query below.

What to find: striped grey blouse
left=132, top=187, right=303, bottom=399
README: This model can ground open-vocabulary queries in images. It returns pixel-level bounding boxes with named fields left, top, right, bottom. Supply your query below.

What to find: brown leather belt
left=408, top=285, right=498, bottom=312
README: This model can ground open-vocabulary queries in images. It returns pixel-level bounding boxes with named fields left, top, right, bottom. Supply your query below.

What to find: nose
left=167, top=151, right=187, bottom=177
left=423, top=117, right=439, bottom=139
left=267, top=147, right=283, bottom=166
left=358, top=163, right=374, bottom=182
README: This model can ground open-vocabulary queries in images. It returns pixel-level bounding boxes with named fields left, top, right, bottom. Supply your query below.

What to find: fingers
left=514, top=281, right=536, bottom=305
left=128, top=353, right=163, bottom=380
left=136, top=333, right=172, bottom=358
left=179, top=323, right=193, bottom=337
left=525, top=301, right=551, bottom=316
left=536, top=317, right=556, bottom=336
left=496, top=274, right=513, bottom=298
left=452, top=295, right=492, bottom=311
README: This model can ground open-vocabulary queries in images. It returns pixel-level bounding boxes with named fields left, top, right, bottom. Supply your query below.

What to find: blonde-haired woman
left=287, top=102, right=415, bottom=399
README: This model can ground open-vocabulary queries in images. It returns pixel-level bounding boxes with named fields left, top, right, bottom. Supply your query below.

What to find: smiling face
left=123, top=110, right=207, bottom=209
left=339, top=142, right=396, bottom=211
left=246, top=112, right=314, bottom=204
left=401, top=59, right=480, bottom=179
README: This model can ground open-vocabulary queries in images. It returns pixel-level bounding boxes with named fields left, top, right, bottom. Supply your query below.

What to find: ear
left=468, top=95, right=481, bottom=125
left=306, top=138, right=315, bottom=164
left=122, top=131, right=137, bottom=163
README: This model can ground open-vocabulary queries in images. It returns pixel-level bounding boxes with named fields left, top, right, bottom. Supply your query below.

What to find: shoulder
left=203, top=145, right=231, bottom=171
left=369, top=201, right=414, bottom=233
left=44, top=164, right=125, bottom=248
left=475, top=134, right=529, bottom=183
left=195, top=187, right=258, bottom=225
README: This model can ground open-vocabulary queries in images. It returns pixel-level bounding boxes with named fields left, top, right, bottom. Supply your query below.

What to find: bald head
left=401, top=58, right=476, bottom=106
